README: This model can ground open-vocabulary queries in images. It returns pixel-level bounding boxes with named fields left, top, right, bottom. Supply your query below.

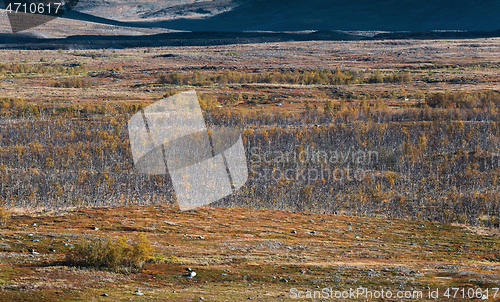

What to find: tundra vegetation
left=0, top=40, right=499, bottom=300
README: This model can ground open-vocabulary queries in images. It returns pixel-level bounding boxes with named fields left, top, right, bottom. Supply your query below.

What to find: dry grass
left=0, top=204, right=497, bottom=301
left=0, top=38, right=499, bottom=113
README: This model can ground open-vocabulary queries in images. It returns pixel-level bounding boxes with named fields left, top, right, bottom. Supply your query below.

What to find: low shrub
left=0, top=207, right=10, bottom=225
left=66, top=233, right=153, bottom=272
left=151, top=254, right=181, bottom=264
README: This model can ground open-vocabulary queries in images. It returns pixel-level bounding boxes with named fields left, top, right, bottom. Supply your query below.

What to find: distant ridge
left=131, top=0, right=500, bottom=32
left=0, top=0, right=498, bottom=34
left=0, top=1, right=499, bottom=35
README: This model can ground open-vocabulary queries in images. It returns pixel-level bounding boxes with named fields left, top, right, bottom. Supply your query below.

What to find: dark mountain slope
left=152, top=0, right=500, bottom=32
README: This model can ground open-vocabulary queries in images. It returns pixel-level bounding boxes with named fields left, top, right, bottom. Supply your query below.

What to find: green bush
left=162, top=89, right=178, bottom=98
left=66, top=233, right=153, bottom=272
left=151, top=254, right=180, bottom=264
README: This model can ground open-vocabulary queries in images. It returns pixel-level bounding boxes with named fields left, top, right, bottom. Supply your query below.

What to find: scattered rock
left=134, top=290, right=144, bottom=296
left=101, top=293, right=108, bottom=297
left=291, top=230, right=297, bottom=234
left=91, top=226, right=99, bottom=231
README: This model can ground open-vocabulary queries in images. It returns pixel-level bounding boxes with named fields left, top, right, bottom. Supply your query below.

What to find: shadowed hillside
left=1, top=0, right=499, bottom=38
left=154, top=0, right=500, bottom=32
left=59, top=0, right=500, bottom=32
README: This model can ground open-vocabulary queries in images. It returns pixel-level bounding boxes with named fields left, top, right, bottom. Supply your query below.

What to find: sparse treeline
left=223, top=121, right=500, bottom=227
left=425, top=90, right=500, bottom=109
left=0, top=62, right=87, bottom=76
left=202, top=93, right=500, bottom=127
left=0, top=117, right=174, bottom=208
left=157, top=68, right=412, bottom=86
left=0, top=97, right=146, bottom=118
left=51, top=78, right=92, bottom=88
left=2, top=89, right=499, bottom=121
left=0, top=112, right=500, bottom=227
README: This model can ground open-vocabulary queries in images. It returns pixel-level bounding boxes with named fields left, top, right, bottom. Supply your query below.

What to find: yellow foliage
left=0, top=207, right=10, bottom=225
left=66, top=233, right=153, bottom=272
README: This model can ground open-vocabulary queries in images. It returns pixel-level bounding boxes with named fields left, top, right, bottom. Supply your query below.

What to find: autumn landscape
left=0, top=0, right=499, bottom=300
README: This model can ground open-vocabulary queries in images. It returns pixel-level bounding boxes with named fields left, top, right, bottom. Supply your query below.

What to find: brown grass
left=0, top=204, right=496, bottom=301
